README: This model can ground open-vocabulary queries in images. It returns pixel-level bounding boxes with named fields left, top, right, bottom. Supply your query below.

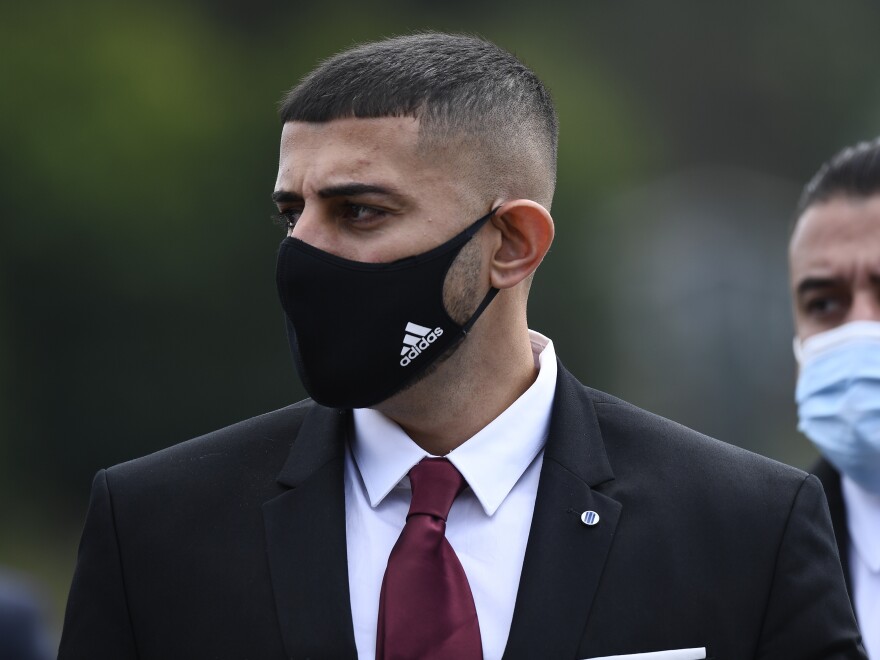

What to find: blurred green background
left=3, top=0, right=880, bottom=644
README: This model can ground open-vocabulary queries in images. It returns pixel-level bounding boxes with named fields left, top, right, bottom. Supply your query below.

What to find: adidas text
left=399, top=322, right=444, bottom=367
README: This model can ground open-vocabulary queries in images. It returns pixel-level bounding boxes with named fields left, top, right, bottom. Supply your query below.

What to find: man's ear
left=487, top=199, right=555, bottom=290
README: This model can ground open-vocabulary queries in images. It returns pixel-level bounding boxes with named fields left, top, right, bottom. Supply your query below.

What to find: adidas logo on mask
left=399, top=322, right=444, bottom=367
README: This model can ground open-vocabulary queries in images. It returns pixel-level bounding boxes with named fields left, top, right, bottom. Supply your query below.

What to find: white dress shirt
left=344, top=330, right=558, bottom=660
left=842, top=476, right=880, bottom=658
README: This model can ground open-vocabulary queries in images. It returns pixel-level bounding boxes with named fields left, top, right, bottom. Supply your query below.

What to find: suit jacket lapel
left=263, top=404, right=357, bottom=659
left=504, top=363, right=621, bottom=660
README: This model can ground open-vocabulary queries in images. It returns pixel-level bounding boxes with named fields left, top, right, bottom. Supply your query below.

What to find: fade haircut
left=797, top=136, right=880, bottom=217
left=279, top=32, right=558, bottom=208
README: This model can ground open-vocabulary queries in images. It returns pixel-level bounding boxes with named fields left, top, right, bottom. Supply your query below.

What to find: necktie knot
left=407, top=458, right=466, bottom=522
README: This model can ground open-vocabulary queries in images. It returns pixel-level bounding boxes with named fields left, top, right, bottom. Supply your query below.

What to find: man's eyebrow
left=317, top=183, right=398, bottom=198
left=271, top=184, right=399, bottom=205
left=271, top=191, right=301, bottom=204
left=796, top=277, right=841, bottom=295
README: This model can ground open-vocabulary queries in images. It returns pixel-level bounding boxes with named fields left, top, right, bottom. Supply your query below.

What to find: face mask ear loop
left=459, top=206, right=503, bottom=335
left=461, top=287, right=500, bottom=335
left=464, top=206, right=502, bottom=238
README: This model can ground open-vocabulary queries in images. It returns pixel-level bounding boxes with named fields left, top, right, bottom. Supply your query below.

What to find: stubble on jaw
left=393, top=236, right=486, bottom=395
left=376, top=236, right=485, bottom=409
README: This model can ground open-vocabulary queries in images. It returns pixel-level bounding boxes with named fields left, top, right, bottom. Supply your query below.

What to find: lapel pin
left=580, top=510, right=600, bottom=526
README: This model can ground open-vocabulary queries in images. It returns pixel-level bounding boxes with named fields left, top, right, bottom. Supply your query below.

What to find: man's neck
left=374, top=325, right=538, bottom=455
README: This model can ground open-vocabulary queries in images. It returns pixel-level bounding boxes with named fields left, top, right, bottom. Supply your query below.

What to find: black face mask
left=275, top=209, right=499, bottom=409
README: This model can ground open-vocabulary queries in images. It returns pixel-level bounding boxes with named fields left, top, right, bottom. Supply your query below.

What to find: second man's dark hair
left=797, top=136, right=880, bottom=216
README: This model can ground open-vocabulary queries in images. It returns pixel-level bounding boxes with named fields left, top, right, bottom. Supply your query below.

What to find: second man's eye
left=804, top=293, right=848, bottom=318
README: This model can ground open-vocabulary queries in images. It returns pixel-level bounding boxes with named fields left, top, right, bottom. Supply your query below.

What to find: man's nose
left=290, top=208, right=332, bottom=251
left=847, top=290, right=880, bottom=323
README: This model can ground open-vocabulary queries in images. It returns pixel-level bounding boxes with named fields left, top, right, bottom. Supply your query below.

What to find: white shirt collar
left=351, top=330, right=557, bottom=516
left=842, top=475, right=880, bottom=573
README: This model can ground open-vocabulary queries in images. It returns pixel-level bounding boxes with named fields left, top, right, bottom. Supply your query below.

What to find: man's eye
left=804, top=295, right=846, bottom=317
left=272, top=209, right=302, bottom=231
left=341, top=204, right=384, bottom=223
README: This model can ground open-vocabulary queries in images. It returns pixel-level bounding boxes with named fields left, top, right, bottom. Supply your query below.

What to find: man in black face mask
left=60, top=33, right=865, bottom=660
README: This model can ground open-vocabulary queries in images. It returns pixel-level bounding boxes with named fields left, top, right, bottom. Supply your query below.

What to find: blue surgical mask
left=795, top=320, right=880, bottom=494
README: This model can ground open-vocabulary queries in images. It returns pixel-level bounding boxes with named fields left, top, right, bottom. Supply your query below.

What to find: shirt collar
left=842, top=476, right=880, bottom=573
left=351, top=330, right=557, bottom=516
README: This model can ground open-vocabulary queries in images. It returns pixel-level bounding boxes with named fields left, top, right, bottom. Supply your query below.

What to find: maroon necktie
left=376, top=457, right=483, bottom=660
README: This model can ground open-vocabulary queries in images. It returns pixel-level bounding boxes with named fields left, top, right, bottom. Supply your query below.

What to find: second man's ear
left=487, top=200, right=555, bottom=290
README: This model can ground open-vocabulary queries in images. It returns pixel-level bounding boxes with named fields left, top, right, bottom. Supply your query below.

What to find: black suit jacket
left=59, top=363, right=865, bottom=659
left=812, top=459, right=854, bottom=606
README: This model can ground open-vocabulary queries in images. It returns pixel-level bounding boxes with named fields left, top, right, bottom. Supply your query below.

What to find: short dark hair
left=279, top=32, right=558, bottom=207
left=797, top=136, right=880, bottom=216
